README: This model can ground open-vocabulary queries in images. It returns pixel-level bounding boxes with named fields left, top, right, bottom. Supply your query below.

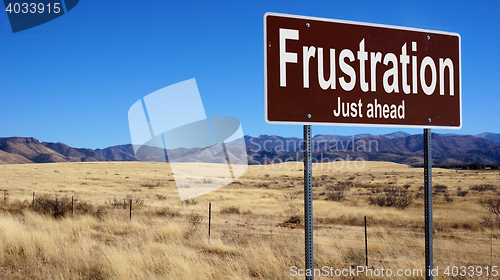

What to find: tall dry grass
left=0, top=161, right=499, bottom=279
left=0, top=210, right=296, bottom=279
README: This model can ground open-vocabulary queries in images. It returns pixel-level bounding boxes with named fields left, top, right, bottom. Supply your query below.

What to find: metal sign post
left=303, top=125, right=314, bottom=280
left=424, top=128, right=433, bottom=279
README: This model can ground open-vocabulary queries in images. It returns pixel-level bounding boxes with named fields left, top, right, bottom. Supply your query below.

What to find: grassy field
left=0, top=161, right=499, bottom=279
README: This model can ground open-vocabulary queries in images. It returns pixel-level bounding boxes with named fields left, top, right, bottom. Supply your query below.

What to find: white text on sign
left=279, top=28, right=455, bottom=96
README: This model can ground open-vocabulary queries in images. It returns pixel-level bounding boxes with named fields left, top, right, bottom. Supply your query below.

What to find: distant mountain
left=463, top=145, right=500, bottom=163
left=313, top=131, right=409, bottom=142
left=94, top=144, right=138, bottom=161
left=380, top=131, right=411, bottom=139
left=476, top=132, right=500, bottom=143
left=243, top=133, right=499, bottom=166
left=0, top=133, right=498, bottom=166
left=0, top=137, right=66, bottom=163
left=245, top=135, right=302, bottom=153
left=0, top=149, right=32, bottom=164
left=246, top=132, right=410, bottom=153
left=41, top=142, right=105, bottom=162
left=359, top=134, right=498, bottom=154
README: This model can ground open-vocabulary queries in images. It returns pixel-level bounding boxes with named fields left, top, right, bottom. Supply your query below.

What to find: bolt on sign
left=264, top=13, right=461, bottom=128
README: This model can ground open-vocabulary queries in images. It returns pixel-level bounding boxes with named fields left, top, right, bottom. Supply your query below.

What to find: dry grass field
left=0, top=161, right=500, bottom=279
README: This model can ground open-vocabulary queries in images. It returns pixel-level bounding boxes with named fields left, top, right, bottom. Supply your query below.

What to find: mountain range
left=0, top=132, right=499, bottom=166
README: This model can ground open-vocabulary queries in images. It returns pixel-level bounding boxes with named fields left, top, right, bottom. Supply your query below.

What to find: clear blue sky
left=1, top=1, right=499, bottom=149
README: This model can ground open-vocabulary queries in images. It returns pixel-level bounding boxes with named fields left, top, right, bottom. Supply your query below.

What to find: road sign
left=264, top=13, right=461, bottom=129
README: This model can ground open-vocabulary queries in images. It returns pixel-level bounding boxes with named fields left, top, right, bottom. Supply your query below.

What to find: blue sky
left=1, top=0, right=499, bottom=149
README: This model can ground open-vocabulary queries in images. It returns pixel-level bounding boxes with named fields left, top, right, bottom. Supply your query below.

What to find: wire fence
left=2, top=189, right=500, bottom=278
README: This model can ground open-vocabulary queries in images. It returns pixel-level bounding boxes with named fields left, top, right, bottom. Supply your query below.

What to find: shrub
left=156, top=194, right=167, bottom=200
left=337, top=180, right=354, bottom=190
left=93, top=207, right=107, bottom=221
left=188, top=212, right=203, bottom=227
left=343, top=249, right=365, bottom=265
left=107, top=198, right=126, bottom=208
left=327, top=180, right=354, bottom=192
left=469, top=162, right=482, bottom=170
left=480, top=215, right=500, bottom=228
left=32, top=195, right=93, bottom=218
left=284, top=215, right=301, bottom=224
left=444, top=192, right=453, bottom=203
left=0, top=199, right=30, bottom=215
left=471, top=184, right=497, bottom=192
left=156, top=207, right=180, bottom=217
left=107, top=196, right=144, bottom=209
left=182, top=198, right=198, bottom=206
left=72, top=198, right=94, bottom=215
left=480, top=198, right=500, bottom=216
left=220, top=206, right=240, bottom=214
left=325, top=191, right=346, bottom=202
left=367, top=187, right=413, bottom=209
left=434, top=184, right=448, bottom=193
left=34, top=196, right=68, bottom=218
left=259, top=182, right=270, bottom=188
left=338, top=214, right=360, bottom=226
left=457, top=190, right=469, bottom=197
left=184, top=212, right=203, bottom=239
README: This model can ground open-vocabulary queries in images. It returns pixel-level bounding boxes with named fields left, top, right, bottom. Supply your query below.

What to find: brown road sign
left=264, top=13, right=461, bottom=129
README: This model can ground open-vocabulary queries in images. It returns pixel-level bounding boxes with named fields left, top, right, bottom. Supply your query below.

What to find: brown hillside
left=0, top=150, right=31, bottom=164
left=0, top=137, right=63, bottom=161
left=41, top=142, right=105, bottom=162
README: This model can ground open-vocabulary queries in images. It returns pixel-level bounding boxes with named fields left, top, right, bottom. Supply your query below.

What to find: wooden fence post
left=208, top=202, right=212, bottom=241
left=365, top=216, right=368, bottom=267
left=129, top=199, right=132, bottom=220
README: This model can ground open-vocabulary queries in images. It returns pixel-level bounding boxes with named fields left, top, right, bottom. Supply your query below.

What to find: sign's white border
left=264, top=12, right=462, bottom=129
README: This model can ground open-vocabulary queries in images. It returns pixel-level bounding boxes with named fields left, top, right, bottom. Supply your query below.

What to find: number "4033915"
left=5, top=2, right=61, bottom=14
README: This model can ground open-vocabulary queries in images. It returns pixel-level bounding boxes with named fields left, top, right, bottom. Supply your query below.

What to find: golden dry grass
left=0, top=161, right=499, bottom=279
